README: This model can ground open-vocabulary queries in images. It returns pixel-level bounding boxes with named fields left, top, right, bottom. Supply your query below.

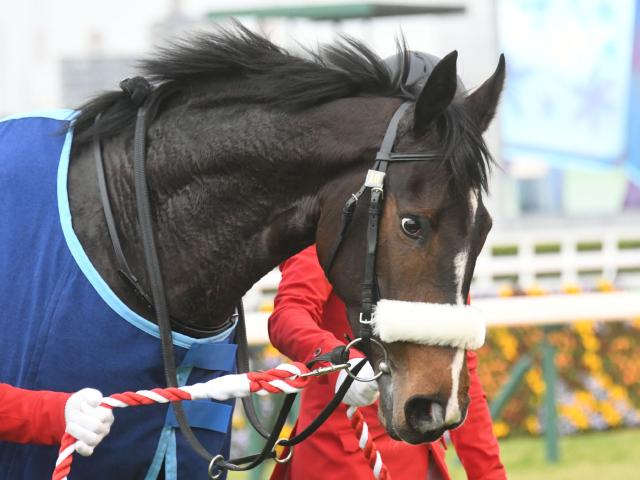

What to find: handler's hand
left=335, top=358, right=379, bottom=406
left=64, top=388, right=114, bottom=456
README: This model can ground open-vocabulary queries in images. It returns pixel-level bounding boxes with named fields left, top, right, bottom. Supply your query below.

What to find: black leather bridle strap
left=387, top=152, right=439, bottom=162
left=359, top=183, right=384, bottom=343
left=235, top=301, right=273, bottom=439
left=216, top=393, right=295, bottom=471
left=214, top=101, right=439, bottom=473
left=324, top=101, right=441, bottom=348
left=132, top=103, right=219, bottom=461
left=375, top=102, right=412, bottom=161
left=324, top=102, right=420, bottom=274
left=280, top=358, right=365, bottom=447
left=324, top=184, right=366, bottom=274
left=132, top=106, right=173, bottom=381
left=212, top=359, right=364, bottom=474
left=96, top=86, right=274, bottom=453
left=359, top=103, right=411, bottom=342
left=128, top=101, right=273, bottom=463
left=94, top=123, right=234, bottom=339
left=94, top=118, right=141, bottom=293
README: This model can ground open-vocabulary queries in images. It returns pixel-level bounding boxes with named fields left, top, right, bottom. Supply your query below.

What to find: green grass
left=229, top=429, right=640, bottom=479
left=449, top=429, right=640, bottom=480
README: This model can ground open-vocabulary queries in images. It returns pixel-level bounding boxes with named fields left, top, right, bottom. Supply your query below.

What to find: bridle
left=324, top=101, right=439, bottom=378
left=93, top=80, right=439, bottom=477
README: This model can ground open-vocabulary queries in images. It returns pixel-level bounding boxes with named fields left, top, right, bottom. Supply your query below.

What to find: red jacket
left=0, top=383, right=70, bottom=445
left=268, top=246, right=506, bottom=479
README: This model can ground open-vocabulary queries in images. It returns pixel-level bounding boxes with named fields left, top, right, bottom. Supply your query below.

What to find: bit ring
left=343, top=337, right=389, bottom=382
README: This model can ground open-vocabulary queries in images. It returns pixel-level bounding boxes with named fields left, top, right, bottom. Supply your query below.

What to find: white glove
left=64, top=388, right=114, bottom=456
left=335, top=358, right=379, bottom=406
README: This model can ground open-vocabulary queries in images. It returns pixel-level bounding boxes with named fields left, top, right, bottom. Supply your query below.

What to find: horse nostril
left=404, top=395, right=446, bottom=434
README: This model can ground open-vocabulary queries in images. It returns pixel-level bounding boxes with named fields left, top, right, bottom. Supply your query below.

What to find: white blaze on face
left=445, top=348, right=465, bottom=424
left=453, top=189, right=479, bottom=305
left=453, top=250, right=469, bottom=305
left=447, top=190, right=478, bottom=422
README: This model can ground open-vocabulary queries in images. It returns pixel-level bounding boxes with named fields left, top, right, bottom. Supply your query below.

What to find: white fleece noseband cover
left=373, top=299, right=486, bottom=350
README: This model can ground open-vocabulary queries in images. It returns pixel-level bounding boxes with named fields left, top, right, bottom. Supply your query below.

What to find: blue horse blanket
left=0, top=111, right=237, bottom=479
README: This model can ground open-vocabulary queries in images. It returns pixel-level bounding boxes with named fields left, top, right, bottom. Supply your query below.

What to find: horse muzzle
left=371, top=299, right=481, bottom=444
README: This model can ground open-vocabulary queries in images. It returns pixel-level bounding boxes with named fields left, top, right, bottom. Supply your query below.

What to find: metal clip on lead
left=298, top=363, right=350, bottom=378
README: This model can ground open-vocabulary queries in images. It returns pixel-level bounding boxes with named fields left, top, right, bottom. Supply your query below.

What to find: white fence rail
left=473, top=225, right=640, bottom=293
left=243, top=292, right=640, bottom=345
left=475, top=291, right=640, bottom=327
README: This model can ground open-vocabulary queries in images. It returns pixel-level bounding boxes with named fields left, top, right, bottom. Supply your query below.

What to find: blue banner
left=627, top=0, right=640, bottom=187
left=498, top=0, right=637, bottom=170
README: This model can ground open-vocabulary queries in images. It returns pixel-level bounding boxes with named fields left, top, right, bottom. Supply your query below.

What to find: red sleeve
left=268, top=245, right=351, bottom=364
left=448, top=351, right=506, bottom=479
left=0, top=383, right=70, bottom=445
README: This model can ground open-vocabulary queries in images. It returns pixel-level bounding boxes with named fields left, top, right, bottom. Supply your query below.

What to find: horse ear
left=464, top=54, right=506, bottom=132
left=413, top=50, right=458, bottom=135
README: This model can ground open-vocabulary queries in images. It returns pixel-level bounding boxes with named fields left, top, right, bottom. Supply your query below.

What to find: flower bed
left=482, top=320, right=640, bottom=437
left=230, top=319, right=640, bottom=453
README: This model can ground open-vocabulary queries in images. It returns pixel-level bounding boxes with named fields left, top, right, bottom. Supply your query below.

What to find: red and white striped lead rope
left=53, top=362, right=390, bottom=480
left=53, top=363, right=309, bottom=480
left=346, top=406, right=391, bottom=480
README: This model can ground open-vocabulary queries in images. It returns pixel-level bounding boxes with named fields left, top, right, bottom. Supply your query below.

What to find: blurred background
left=2, top=0, right=639, bottom=478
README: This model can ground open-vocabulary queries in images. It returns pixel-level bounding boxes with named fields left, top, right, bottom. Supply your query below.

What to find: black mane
left=72, top=23, right=413, bottom=147
left=71, top=22, right=492, bottom=193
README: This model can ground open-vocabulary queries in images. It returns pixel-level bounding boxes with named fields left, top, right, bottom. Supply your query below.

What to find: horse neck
left=71, top=96, right=399, bottom=333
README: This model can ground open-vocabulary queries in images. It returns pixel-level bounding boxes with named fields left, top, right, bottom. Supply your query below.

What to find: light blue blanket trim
left=0, top=109, right=76, bottom=123
left=165, top=434, right=178, bottom=479
left=161, top=367, right=187, bottom=480
left=145, top=366, right=193, bottom=479
left=51, top=111, right=236, bottom=349
left=145, top=427, right=173, bottom=480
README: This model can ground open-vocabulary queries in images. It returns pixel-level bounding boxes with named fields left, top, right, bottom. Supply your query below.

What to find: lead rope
left=52, top=363, right=310, bottom=480
left=51, top=362, right=390, bottom=480
left=346, top=406, right=390, bottom=480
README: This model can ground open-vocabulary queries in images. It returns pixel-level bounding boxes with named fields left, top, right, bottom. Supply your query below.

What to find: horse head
left=69, top=26, right=504, bottom=444
left=316, top=51, right=505, bottom=443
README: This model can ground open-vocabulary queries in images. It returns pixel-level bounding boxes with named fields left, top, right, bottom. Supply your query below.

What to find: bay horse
left=0, top=24, right=504, bottom=477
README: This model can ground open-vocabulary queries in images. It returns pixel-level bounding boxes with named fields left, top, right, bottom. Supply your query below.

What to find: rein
left=208, top=358, right=366, bottom=477
left=131, top=96, right=216, bottom=460
left=93, top=79, right=272, bottom=459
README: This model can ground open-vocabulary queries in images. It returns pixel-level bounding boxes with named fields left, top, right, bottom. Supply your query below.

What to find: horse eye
left=401, top=217, right=421, bottom=238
